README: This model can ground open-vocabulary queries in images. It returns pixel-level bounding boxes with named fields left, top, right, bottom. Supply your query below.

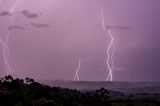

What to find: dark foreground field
left=0, top=75, right=160, bottom=106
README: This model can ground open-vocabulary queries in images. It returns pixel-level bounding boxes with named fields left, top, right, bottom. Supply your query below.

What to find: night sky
left=0, top=0, right=160, bottom=81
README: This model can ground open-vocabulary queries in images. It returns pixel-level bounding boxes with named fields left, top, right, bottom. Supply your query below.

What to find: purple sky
left=0, top=0, right=160, bottom=81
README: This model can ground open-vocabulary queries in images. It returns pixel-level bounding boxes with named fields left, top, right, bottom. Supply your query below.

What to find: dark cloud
left=104, top=25, right=112, bottom=30
left=104, top=25, right=131, bottom=30
left=30, top=22, right=50, bottom=28
left=69, top=20, right=74, bottom=24
left=0, top=11, right=11, bottom=16
left=21, top=10, right=39, bottom=19
left=113, top=26, right=131, bottom=30
left=8, top=25, right=25, bottom=30
left=94, top=24, right=131, bottom=30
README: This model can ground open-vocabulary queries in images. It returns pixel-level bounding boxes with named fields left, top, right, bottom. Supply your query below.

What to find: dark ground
left=0, top=75, right=160, bottom=106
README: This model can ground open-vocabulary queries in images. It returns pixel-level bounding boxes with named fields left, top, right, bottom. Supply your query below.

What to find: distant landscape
left=0, top=75, right=160, bottom=106
left=41, top=80, right=160, bottom=94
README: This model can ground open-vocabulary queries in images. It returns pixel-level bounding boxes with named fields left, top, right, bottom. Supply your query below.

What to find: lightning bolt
left=100, top=8, right=114, bottom=81
left=74, top=58, right=81, bottom=81
left=0, top=0, right=22, bottom=75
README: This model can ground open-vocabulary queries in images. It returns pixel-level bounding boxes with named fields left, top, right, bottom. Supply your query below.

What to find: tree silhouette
left=4, top=75, right=13, bottom=82
left=95, top=87, right=111, bottom=106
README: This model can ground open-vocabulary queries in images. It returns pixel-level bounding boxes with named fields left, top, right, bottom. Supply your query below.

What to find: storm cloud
left=94, top=24, right=131, bottom=30
left=8, top=25, right=25, bottom=30
left=21, top=10, right=39, bottom=19
left=113, top=26, right=131, bottom=30
left=30, top=23, right=50, bottom=28
left=0, top=11, right=11, bottom=16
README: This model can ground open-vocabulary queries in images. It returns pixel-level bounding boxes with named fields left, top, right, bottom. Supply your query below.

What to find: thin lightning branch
left=106, top=30, right=114, bottom=81
left=0, top=0, right=22, bottom=75
left=100, top=8, right=114, bottom=81
left=74, top=58, right=81, bottom=81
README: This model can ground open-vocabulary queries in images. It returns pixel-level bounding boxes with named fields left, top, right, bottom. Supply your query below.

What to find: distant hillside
left=41, top=80, right=160, bottom=94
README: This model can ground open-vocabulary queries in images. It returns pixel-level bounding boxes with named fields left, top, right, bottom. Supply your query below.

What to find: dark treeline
left=0, top=75, right=110, bottom=106
left=0, top=75, right=160, bottom=106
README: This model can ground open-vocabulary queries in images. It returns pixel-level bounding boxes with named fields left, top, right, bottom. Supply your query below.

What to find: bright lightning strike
left=74, top=58, right=81, bottom=81
left=0, top=0, right=22, bottom=75
left=100, top=8, right=114, bottom=81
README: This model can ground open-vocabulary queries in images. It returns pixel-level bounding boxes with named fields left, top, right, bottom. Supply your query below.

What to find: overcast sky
left=0, top=0, right=160, bottom=81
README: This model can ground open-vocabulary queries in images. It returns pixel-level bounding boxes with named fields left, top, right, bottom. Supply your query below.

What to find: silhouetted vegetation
left=0, top=75, right=111, bottom=106
left=0, top=75, right=159, bottom=106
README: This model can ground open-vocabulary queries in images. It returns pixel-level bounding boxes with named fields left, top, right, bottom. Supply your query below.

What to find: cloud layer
left=30, top=22, right=50, bottom=28
left=21, top=10, right=39, bottom=19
